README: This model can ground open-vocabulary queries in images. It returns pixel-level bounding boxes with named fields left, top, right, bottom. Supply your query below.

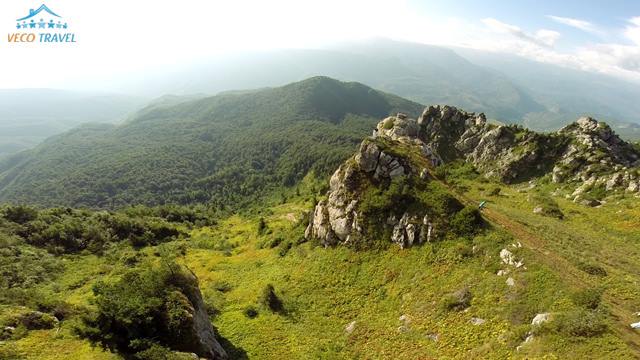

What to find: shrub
left=578, top=262, right=607, bottom=277
left=586, top=185, right=607, bottom=201
left=488, top=187, right=501, bottom=196
left=546, top=309, right=607, bottom=337
left=268, top=237, right=284, bottom=249
left=530, top=193, right=564, bottom=219
left=278, top=241, right=292, bottom=257
left=243, top=306, right=258, bottom=319
left=212, top=280, right=233, bottom=293
left=450, top=206, right=482, bottom=238
left=133, top=344, right=172, bottom=359
left=442, top=287, right=472, bottom=312
left=19, top=311, right=58, bottom=330
left=260, top=284, right=284, bottom=313
left=257, top=217, right=267, bottom=235
left=2, top=205, right=38, bottom=224
left=571, top=288, right=603, bottom=310
left=76, top=261, right=219, bottom=357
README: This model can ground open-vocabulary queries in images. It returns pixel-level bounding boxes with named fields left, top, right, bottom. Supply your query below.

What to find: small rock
left=425, top=333, right=439, bottom=342
left=399, top=315, right=410, bottom=324
left=397, top=325, right=409, bottom=333
left=533, top=206, right=543, bottom=214
left=470, top=317, right=486, bottom=325
left=506, top=277, right=515, bottom=287
left=500, top=249, right=515, bottom=265
left=631, top=322, right=640, bottom=329
left=531, top=313, right=551, bottom=326
left=345, top=321, right=356, bottom=334
left=500, top=249, right=523, bottom=267
left=497, top=269, right=509, bottom=276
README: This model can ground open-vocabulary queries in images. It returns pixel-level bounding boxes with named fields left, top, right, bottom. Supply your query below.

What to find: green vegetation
left=0, top=205, right=192, bottom=255
left=529, top=192, right=564, bottom=219
left=0, top=172, right=638, bottom=358
left=358, top=175, right=467, bottom=247
left=0, top=77, right=422, bottom=209
left=75, top=260, right=211, bottom=358
left=1, top=76, right=639, bottom=358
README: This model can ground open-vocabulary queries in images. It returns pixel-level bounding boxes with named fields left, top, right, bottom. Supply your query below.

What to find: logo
left=8, top=4, right=76, bottom=43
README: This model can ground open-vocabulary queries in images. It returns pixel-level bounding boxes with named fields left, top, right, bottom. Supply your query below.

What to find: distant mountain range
left=0, top=89, right=145, bottom=156
left=1, top=39, right=639, bottom=160
left=98, top=39, right=640, bottom=138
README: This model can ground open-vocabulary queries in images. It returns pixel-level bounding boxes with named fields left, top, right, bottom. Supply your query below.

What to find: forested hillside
left=0, top=77, right=422, bottom=209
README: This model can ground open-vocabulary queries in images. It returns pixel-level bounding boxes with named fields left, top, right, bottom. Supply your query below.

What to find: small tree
left=257, top=217, right=267, bottom=235
left=450, top=206, right=482, bottom=238
left=3, top=205, right=38, bottom=224
left=260, top=284, right=284, bottom=313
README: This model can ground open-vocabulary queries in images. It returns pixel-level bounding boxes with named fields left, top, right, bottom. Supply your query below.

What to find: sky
left=2, top=0, right=640, bottom=90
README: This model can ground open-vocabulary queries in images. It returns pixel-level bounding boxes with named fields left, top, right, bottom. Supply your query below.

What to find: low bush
left=243, top=306, right=258, bottom=319
left=260, top=284, right=284, bottom=313
left=539, top=309, right=607, bottom=338
left=2, top=205, right=38, bottom=224
left=578, top=262, right=607, bottom=277
left=530, top=193, right=564, bottom=219
left=18, top=311, right=58, bottom=330
left=278, top=241, right=293, bottom=257
left=571, top=288, right=603, bottom=310
left=450, top=206, right=483, bottom=238
left=75, top=260, right=220, bottom=358
left=442, top=287, right=472, bottom=312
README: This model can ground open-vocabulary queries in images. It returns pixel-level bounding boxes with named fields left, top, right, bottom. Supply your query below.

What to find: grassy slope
left=2, top=175, right=638, bottom=359
left=462, top=180, right=640, bottom=356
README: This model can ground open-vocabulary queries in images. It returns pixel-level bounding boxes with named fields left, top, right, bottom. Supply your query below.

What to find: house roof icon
left=16, top=4, right=61, bottom=21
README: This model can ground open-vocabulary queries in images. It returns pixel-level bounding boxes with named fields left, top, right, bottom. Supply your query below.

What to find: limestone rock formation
left=553, top=117, right=640, bottom=196
left=173, top=270, right=228, bottom=360
left=305, top=137, right=441, bottom=248
left=306, top=104, right=640, bottom=248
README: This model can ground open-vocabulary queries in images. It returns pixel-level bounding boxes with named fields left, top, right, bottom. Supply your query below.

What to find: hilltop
left=0, top=77, right=422, bottom=208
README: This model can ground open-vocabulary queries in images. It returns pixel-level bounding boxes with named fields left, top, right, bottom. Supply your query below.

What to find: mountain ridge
left=0, top=77, right=423, bottom=208
left=306, top=105, right=640, bottom=249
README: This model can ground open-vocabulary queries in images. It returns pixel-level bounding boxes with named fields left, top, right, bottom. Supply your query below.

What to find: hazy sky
left=2, top=0, right=640, bottom=90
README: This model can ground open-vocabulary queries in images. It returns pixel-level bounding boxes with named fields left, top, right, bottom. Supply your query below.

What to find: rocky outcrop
left=552, top=117, right=640, bottom=196
left=305, top=122, right=450, bottom=248
left=305, top=136, right=442, bottom=248
left=306, top=105, right=640, bottom=247
left=173, top=270, right=228, bottom=360
left=398, top=105, right=640, bottom=193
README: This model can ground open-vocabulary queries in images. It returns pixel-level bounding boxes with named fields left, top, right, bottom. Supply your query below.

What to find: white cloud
left=624, top=17, right=640, bottom=46
left=547, top=15, right=600, bottom=35
left=477, top=16, right=640, bottom=82
left=482, top=18, right=560, bottom=47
